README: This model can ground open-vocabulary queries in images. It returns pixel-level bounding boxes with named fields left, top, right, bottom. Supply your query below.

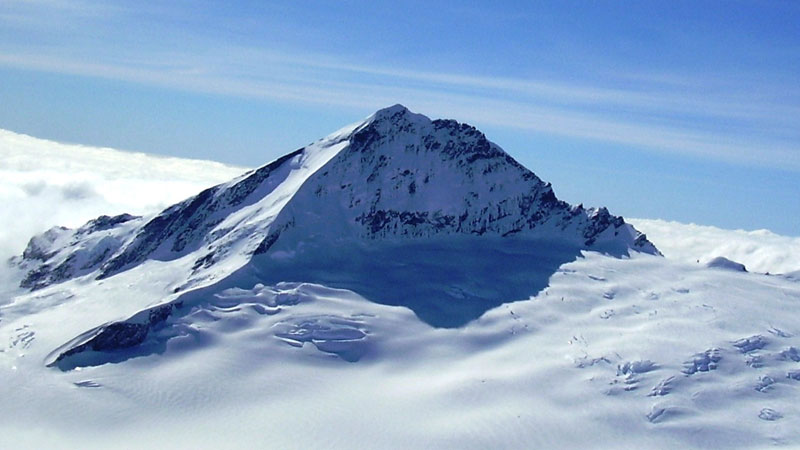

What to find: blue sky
left=0, top=1, right=798, bottom=234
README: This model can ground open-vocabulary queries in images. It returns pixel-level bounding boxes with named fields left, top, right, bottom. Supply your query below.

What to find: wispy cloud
left=1, top=46, right=797, bottom=171
left=1, top=0, right=124, bottom=15
left=0, top=1, right=797, bottom=172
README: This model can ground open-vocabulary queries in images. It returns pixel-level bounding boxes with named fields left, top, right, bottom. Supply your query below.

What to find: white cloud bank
left=1, top=128, right=797, bottom=278
left=630, top=218, right=800, bottom=275
left=0, top=128, right=245, bottom=260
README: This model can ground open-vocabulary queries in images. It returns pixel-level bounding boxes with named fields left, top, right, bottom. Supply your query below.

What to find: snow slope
left=2, top=251, right=799, bottom=448
left=2, top=109, right=799, bottom=448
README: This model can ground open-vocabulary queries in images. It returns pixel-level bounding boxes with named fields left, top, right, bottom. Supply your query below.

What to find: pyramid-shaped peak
left=373, top=103, right=413, bottom=117
left=355, top=105, right=495, bottom=151
left=349, top=105, right=503, bottom=169
left=17, top=105, right=660, bottom=294
left=379, top=103, right=410, bottom=114
left=366, top=105, right=484, bottom=137
left=367, top=104, right=430, bottom=127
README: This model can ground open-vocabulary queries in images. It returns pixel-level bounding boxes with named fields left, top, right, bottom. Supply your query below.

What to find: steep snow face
left=15, top=130, right=350, bottom=291
left=266, top=105, right=657, bottom=254
left=15, top=104, right=657, bottom=295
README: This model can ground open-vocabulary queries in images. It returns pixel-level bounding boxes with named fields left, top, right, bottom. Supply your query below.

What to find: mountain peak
left=16, top=106, right=659, bottom=297
left=363, top=103, right=428, bottom=131
left=376, top=103, right=410, bottom=115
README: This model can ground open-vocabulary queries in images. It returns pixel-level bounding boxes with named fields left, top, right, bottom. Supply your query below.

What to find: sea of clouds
left=629, top=218, right=800, bottom=275
left=0, top=129, right=244, bottom=261
left=1, top=128, right=797, bottom=276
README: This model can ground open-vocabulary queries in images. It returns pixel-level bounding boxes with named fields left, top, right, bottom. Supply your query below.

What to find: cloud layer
left=0, top=128, right=245, bottom=260
left=630, top=218, right=800, bottom=275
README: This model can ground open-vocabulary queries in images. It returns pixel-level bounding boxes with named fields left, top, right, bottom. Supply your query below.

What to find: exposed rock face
left=97, top=149, right=304, bottom=279
left=18, top=214, right=141, bottom=290
left=46, top=303, right=178, bottom=369
left=293, top=107, right=579, bottom=240
left=16, top=104, right=658, bottom=291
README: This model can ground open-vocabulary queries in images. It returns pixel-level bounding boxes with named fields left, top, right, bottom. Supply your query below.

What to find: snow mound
left=45, top=282, right=405, bottom=370
left=706, top=256, right=747, bottom=272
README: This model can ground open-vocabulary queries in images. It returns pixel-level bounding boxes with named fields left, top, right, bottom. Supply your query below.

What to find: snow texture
left=2, top=108, right=799, bottom=449
left=3, top=247, right=800, bottom=448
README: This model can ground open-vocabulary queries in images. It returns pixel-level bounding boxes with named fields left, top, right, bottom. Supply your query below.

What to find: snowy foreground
left=2, top=250, right=800, bottom=448
left=2, top=124, right=800, bottom=448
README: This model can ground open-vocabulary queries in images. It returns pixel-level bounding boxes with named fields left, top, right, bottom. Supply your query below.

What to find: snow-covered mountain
left=17, top=106, right=656, bottom=291
left=14, top=105, right=657, bottom=336
left=2, top=111, right=800, bottom=448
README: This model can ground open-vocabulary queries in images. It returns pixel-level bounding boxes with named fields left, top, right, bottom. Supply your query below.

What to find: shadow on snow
left=249, top=236, right=594, bottom=328
left=48, top=236, right=630, bottom=370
